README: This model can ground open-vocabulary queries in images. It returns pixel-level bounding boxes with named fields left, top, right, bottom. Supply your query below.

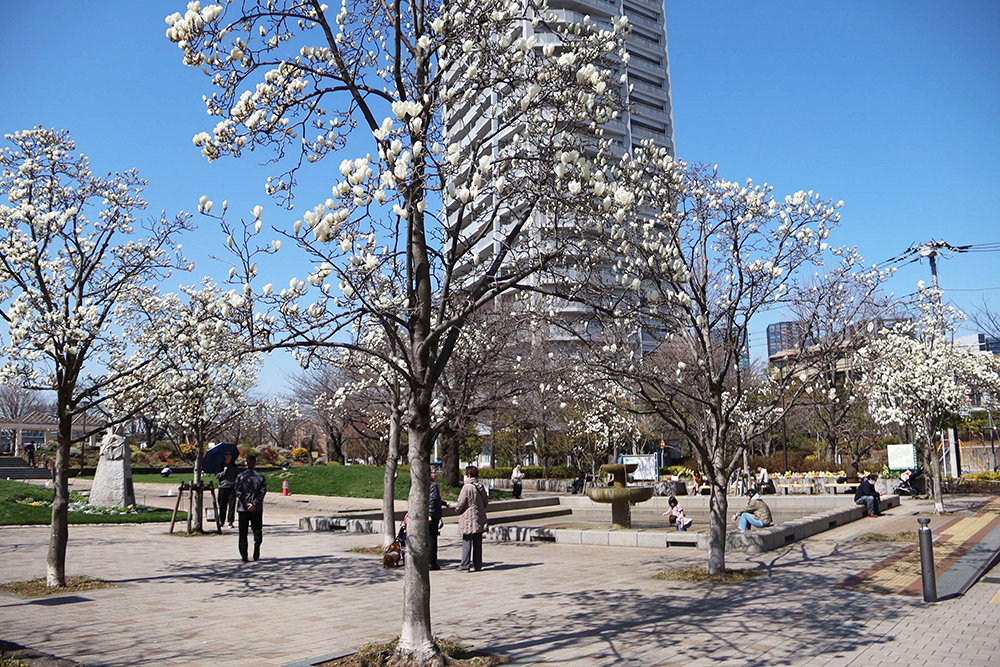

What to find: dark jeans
left=238, top=510, right=263, bottom=560
left=26, top=449, right=35, bottom=466
left=217, top=487, right=236, bottom=526
left=429, top=519, right=440, bottom=569
left=461, top=532, right=483, bottom=570
left=856, top=495, right=880, bottom=516
left=512, top=482, right=522, bottom=499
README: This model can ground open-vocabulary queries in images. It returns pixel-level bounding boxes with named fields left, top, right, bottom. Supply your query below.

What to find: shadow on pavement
left=473, top=543, right=912, bottom=666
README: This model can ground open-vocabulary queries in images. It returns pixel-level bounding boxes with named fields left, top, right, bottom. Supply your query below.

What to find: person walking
left=428, top=469, right=447, bottom=570
left=456, top=465, right=488, bottom=571
left=215, top=451, right=239, bottom=529
left=510, top=464, right=524, bottom=500
left=24, top=443, right=36, bottom=467
left=235, top=454, right=267, bottom=562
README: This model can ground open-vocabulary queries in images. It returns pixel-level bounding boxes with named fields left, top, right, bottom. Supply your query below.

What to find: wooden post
left=186, top=481, right=193, bottom=534
left=208, top=481, right=221, bottom=534
left=168, top=484, right=185, bottom=534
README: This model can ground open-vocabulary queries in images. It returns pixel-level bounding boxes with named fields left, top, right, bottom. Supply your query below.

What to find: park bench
left=774, top=483, right=814, bottom=495
left=824, top=482, right=856, bottom=494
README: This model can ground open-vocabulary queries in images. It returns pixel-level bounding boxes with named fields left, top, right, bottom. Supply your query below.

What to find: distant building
left=766, top=321, right=809, bottom=357
left=445, top=0, right=675, bottom=350
left=956, top=333, right=1000, bottom=355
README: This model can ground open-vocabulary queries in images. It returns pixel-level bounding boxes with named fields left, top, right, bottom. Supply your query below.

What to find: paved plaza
left=2, top=493, right=999, bottom=667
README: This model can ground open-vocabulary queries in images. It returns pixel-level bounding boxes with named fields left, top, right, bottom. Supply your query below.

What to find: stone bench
left=707, top=495, right=899, bottom=553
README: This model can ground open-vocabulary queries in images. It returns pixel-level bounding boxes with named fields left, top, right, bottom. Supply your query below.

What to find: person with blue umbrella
left=216, top=450, right=239, bottom=529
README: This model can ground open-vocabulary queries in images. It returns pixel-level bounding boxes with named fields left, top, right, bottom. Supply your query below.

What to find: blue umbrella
left=202, top=442, right=240, bottom=474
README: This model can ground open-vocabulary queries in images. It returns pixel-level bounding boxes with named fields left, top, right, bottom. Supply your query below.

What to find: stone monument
left=89, top=431, right=136, bottom=508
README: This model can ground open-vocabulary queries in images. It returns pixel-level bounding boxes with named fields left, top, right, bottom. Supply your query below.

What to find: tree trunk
left=326, top=429, right=345, bottom=464
left=925, top=431, right=945, bottom=514
left=441, top=425, right=461, bottom=488
left=46, top=397, right=72, bottom=587
left=540, top=425, right=548, bottom=478
left=393, top=394, right=444, bottom=666
left=382, top=383, right=402, bottom=549
left=191, top=436, right=204, bottom=533
left=706, top=462, right=729, bottom=575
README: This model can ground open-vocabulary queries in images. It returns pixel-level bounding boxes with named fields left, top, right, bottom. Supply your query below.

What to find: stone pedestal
left=89, top=433, right=136, bottom=508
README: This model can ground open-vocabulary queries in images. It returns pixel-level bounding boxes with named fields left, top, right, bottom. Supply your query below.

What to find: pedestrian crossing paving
left=839, top=500, right=1000, bottom=596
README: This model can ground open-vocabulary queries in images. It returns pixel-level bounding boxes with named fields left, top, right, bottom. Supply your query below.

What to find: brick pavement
left=1, top=497, right=998, bottom=667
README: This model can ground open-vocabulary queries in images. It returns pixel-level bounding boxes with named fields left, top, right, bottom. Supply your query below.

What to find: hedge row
left=478, top=465, right=576, bottom=479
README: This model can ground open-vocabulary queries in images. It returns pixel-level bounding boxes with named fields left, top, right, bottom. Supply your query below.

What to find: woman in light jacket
left=456, top=465, right=489, bottom=571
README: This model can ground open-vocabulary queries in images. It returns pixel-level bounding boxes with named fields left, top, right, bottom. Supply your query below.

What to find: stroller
left=383, top=514, right=408, bottom=568
left=893, top=469, right=923, bottom=496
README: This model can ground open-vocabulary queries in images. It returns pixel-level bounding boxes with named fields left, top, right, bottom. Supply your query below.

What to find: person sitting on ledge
left=854, top=473, right=882, bottom=517
left=731, top=487, right=772, bottom=532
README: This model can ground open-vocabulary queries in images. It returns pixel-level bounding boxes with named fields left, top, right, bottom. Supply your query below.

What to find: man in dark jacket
left=428, top=470, right=446, bottom=570
left=235, top=455, right=267, bottom=562
left=215, top=451, right=239, bottom=530
left=855, top=473, right=881, bottom=517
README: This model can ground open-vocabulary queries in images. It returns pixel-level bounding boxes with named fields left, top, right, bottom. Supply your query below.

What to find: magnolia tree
left=291, top=364, right=360, bottom=464
left=317, top=323, right=407, bottom=547
left=787, top=270, right=894, bottom=464
left=435, top=307, right=534, bottom=486
left=165, top=0, right=636, bottom=660
left=259, top=396, right=304, bottom=451
left=859, top=287, right=1000, bottom=513
left=0, top=128, right=191, bottom=586
left=584, top=156, right=889, bottom=573
left=118, top=281, right=260, bottom=532
left=564, top=376, right=646, bottom=474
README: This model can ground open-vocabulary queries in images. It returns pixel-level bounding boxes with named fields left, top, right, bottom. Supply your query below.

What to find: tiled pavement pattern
left=840, top=497, right=1000, bottom=596
left=1, top=497, right=998, bottom=667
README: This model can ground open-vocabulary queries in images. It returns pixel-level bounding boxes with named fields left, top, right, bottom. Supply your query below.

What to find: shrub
left=479, top=465, right=573, bottom=479
left=257, top=447, right=280, bottom=464
left=150, top=441, right=174, bottom=454
left=964, top=472, right=1000, bottom=481
left=664, top=466, right=694, bottom=478
left=326, top=460, right=342, bottom=466
left=749, top=455, right=842, bottom=475
left=291, top=447, right=309, bottom=463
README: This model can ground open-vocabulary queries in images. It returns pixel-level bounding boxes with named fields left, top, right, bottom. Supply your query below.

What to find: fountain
left=586, top=463, right=655, bottom=529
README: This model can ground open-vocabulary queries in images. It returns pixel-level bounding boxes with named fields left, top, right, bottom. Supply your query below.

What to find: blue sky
left=1, top=1, right=998, bottom=391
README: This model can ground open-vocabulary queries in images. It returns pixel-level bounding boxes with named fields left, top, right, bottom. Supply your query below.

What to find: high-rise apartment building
left=445, top=0, right=675, bottom=347
left=766, top=321, right=808, bottom=358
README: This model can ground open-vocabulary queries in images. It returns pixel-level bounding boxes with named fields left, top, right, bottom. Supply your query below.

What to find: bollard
left=918, top=518, right=937, bottom=602
left=282, top=479, right=289, bottom=496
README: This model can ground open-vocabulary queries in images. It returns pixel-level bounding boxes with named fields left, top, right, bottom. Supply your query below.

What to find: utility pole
left=917, top=240, right=961, bottom=481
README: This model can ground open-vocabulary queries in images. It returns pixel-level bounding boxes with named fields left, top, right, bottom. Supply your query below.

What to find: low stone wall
left=705, top=495, right=900, bottom=553
left=484, top=478, right=573, bottom=492
left=301, top=494, right=901, bottom=553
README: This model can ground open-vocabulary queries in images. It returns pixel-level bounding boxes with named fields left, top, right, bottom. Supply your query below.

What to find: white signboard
left=621, top=454, right=658, bottom=481
left=887, top=444, right=917, bottom=471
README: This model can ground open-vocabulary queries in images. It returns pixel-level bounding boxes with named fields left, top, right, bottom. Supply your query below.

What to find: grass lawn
left=84, top=465, right=512, bottom=501
left=268, top=465, right=412, bottom=500
left=0, top=479, right=184, bottom=526
left=81, top=472, right=195, bottom=485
